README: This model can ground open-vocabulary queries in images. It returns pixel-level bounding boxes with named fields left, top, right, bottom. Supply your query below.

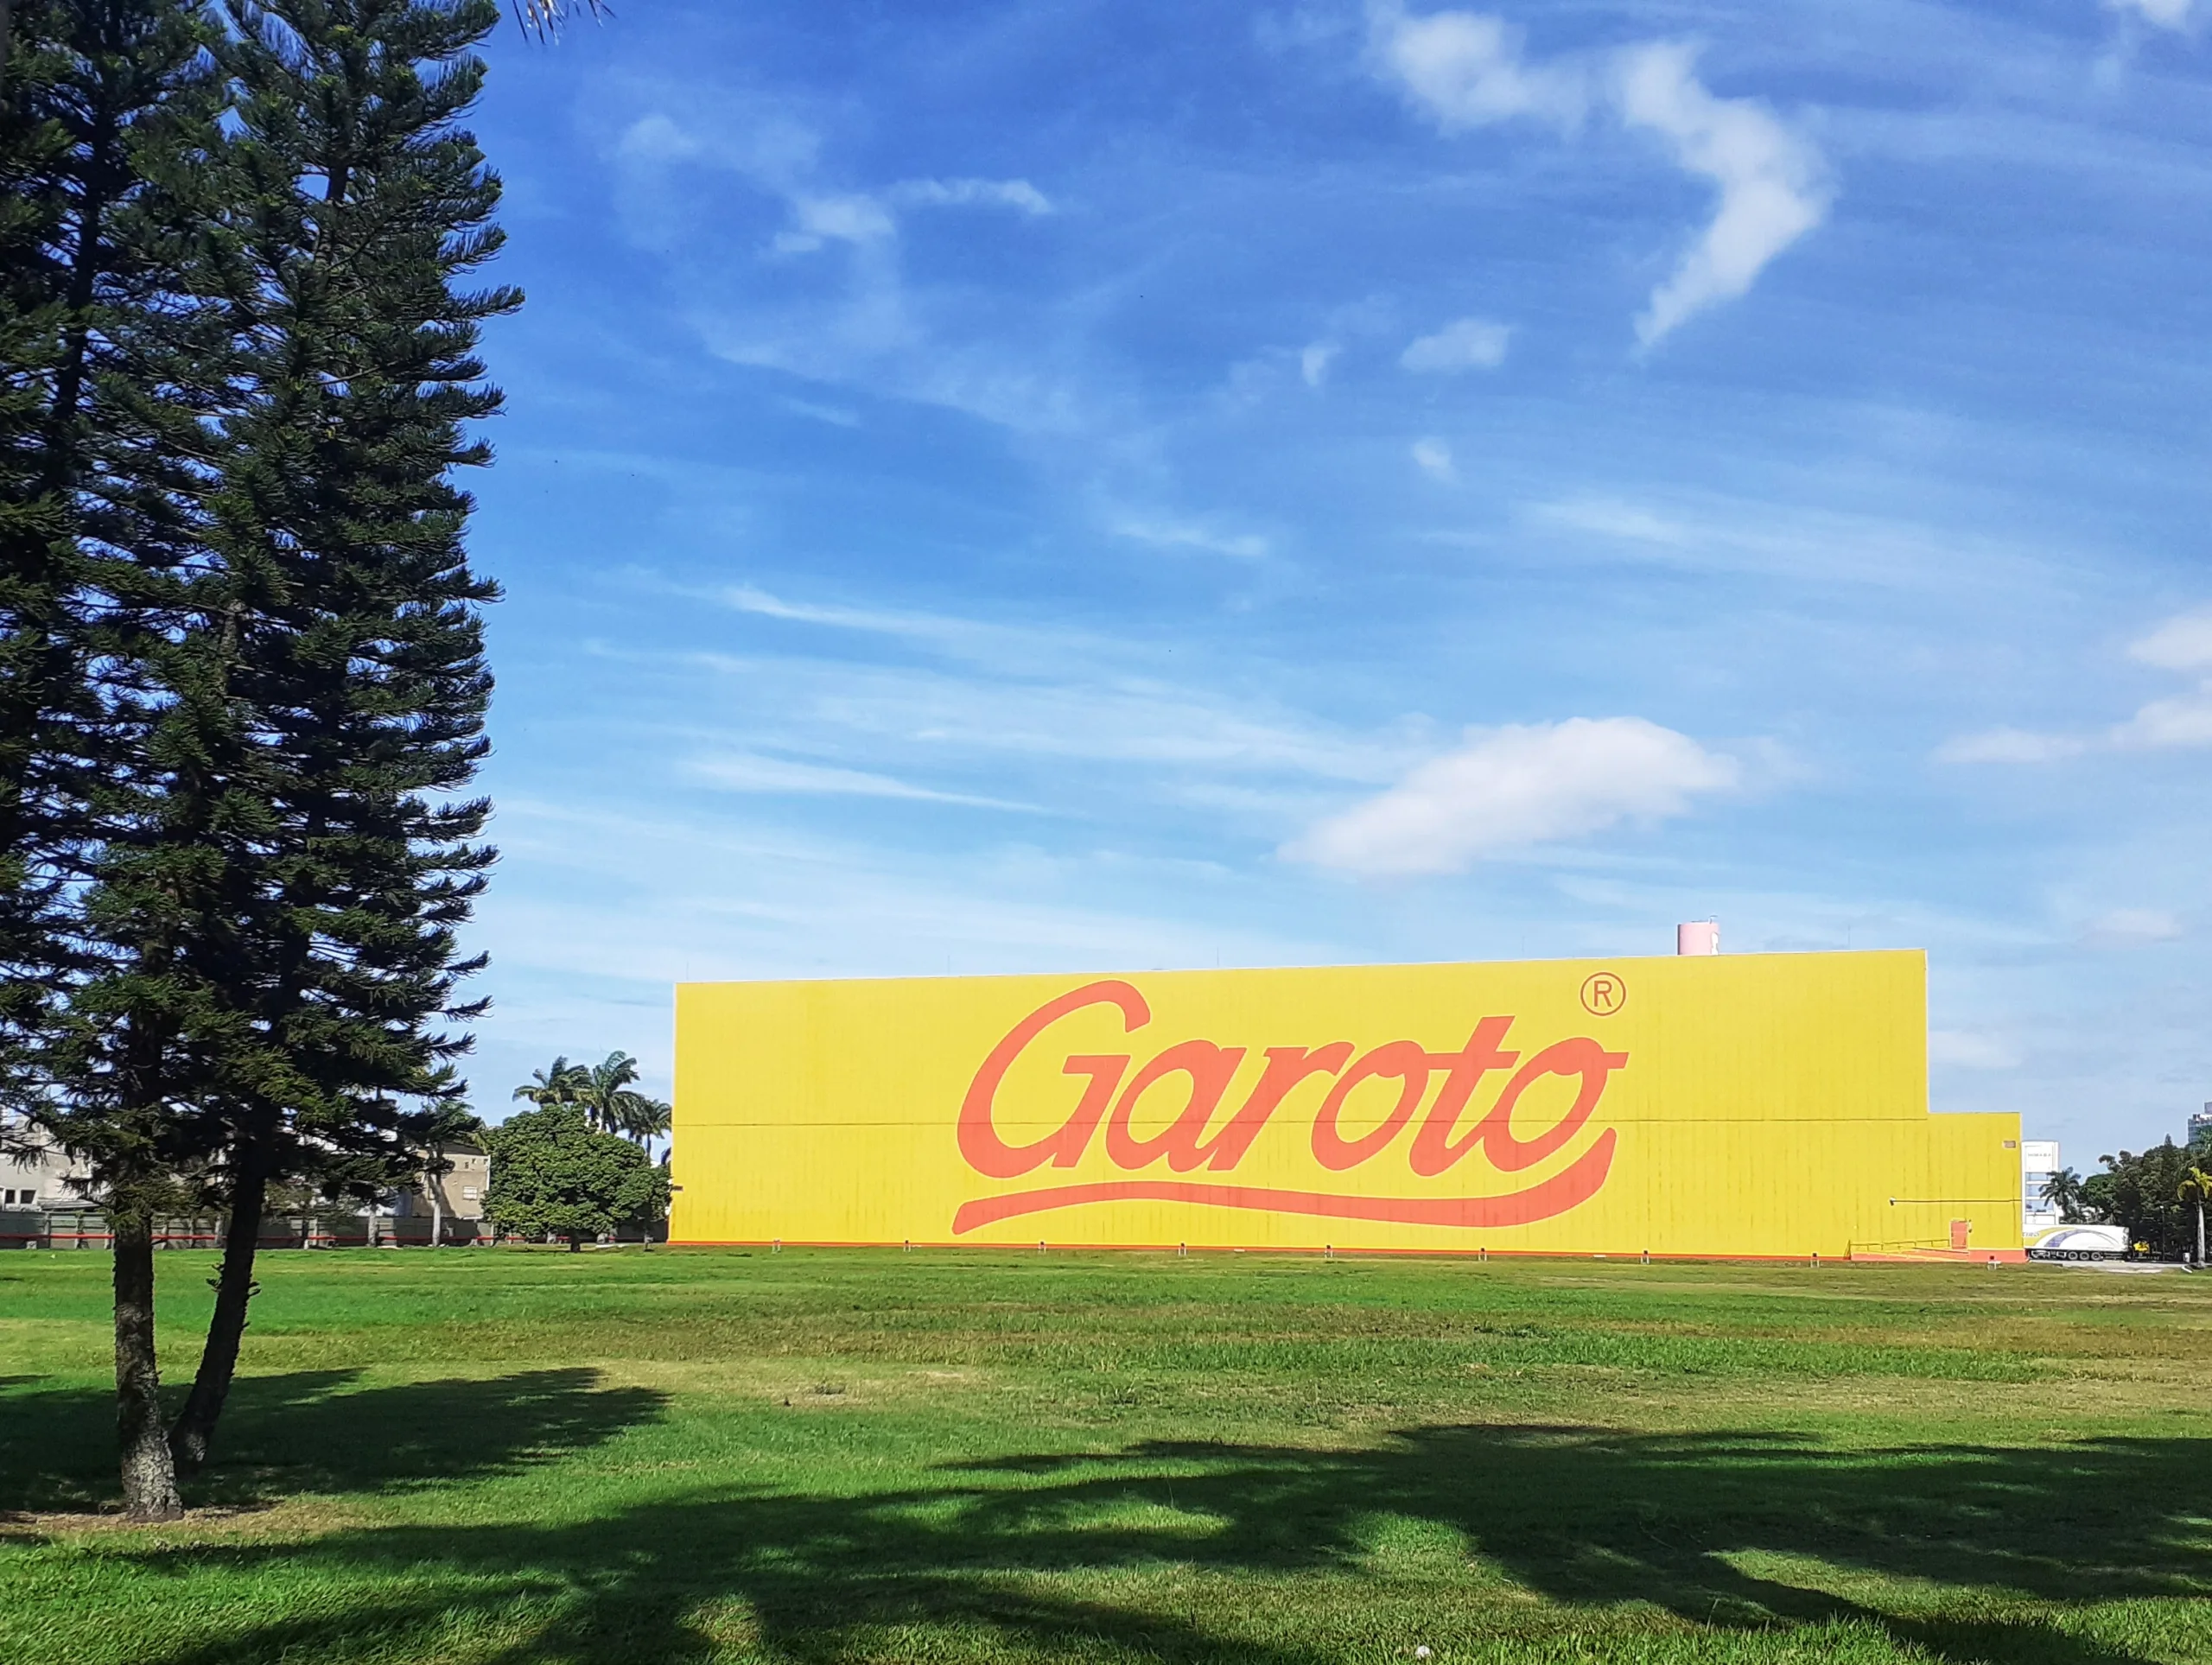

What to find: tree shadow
left=0, top=1368, right=668, bottom=1513
left=86, top=1422, right=2212, bottom=1665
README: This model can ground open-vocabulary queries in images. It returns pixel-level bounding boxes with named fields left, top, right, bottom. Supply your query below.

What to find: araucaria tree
left=3, top=0, right=514, bottom=1518
left=2, top=0, right=237, bottom=1521
left=154, top=0, right=514, bottom=1491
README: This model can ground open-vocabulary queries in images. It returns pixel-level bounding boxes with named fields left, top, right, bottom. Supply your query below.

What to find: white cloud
left=1940, top=610, right=2212, bottom=763
left=721, top=582, right=934, bottom=636
left=780, top=397, right=861, bottom=427
left=1367, top=8, right=1829, bottom=345
left=2112, top=686, right=2212, bottom=749
left=890, top=177, right=1053, bottom=215
left=1401, top=316, right=1511, bottom=372
left=615, top=111, right=704, bottom=168
left=1411, top=436, right=1455, bottom=480
left=2084, top=907, right=2183, bottom=946
left=1615, top=43, right=1832, bottom=346
left=688, top=752, right=1037, bottom=811
left=2106, top=0, right=2196, bottom=29
left=674, top=582, right=1420, bottom=783
left=772, top=192, right=897, bottom=254
left=1110, top=517, right=1270, bottom=559
left=1936, top=728, right=2089, bottom=765
left=1284, top=716, right=1738, bottom=875
left=1367, top=2, right=1585, bottom=129
left=1941, top=693, right=2212, bottom=763
left=1529, top=496, right=1694, bottom=547
left=607, top=104, right=1073, bottom=430
left=1929, top=1029, right=2020, bottom=1071
left=2128, top=607, right=2212, bottom=671
left=1300, top=340, right=1340, bottom=387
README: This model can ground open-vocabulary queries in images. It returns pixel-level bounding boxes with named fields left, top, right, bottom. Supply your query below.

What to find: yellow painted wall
left=671, top=950, right=2023, bottom=1259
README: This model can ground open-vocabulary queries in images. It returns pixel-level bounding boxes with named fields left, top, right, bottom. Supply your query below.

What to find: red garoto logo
left=951, top=981, right=1626, bottom=1235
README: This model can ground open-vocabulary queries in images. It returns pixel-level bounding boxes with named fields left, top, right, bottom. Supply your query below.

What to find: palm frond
left=512, top=0, right=613, bottom=42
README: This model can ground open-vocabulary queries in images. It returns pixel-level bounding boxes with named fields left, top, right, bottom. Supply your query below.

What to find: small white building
left=1, top=1124, right=93, bottom=1211
left=2022, top=1138, right=2063, bottom=1236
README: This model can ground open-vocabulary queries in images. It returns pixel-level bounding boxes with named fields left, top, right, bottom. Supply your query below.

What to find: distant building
left=392, top=1140, right=491, bottom=1242
left=2022, top=1139, right=2063, bottom=1236
left=1, top=1124, right=93, bottom=1213
left=2190, top=1107, right=2211, bottom=1153
left=3, top=1117, right=492, bottom=1247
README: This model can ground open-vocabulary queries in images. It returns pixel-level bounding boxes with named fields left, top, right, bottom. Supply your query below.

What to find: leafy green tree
left=482, top=1102, right=669, bottom=1249
left=2038, top=1167, right=2088, bottom=1224
left=2081, top=1170, right=2115, bottom=1224
left=2094, top=1144, right=2196, bottom=1261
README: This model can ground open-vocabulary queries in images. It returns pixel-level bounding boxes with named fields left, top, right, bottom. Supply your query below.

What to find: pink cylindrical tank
left=1676, top=920, right=1720, bottom=956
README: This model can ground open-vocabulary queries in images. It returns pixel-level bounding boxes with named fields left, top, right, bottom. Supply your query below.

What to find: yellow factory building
left=671, top=949, right=2024, bottom=1261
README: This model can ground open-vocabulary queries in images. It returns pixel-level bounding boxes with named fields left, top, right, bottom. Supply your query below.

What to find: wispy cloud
left=1411, top=436, right=1456, bottom=480
left=1401, top=316, right=1511, bottom=372
left=1285, top=716, right=1739, bottom=875
left=479, top=799, right=1325, bottom=1021
left=2083, top=907, right=2184, bottom=946
left=1614, top=44, right=1833, bottom=346
left=1929, top=1029, right=2020, bottom=1071
left=2105, top=0, right=2197, bottom=30
left=605, top=99, right=1075, bottom=431
left=2129, top=607, right=2212, bottom=671
left=687, top=752, right=1042, bottom=811
left=1367, top=5, right=1830, bottom=344
left=1110, top=516, right=1270, bottom=559
left=1367, top=3, right=1584, bottom=129
left=1935, top=728, right=2088, bottom=765
left=889, top=177, right=1054, bottom=215
left=1939, top=607, right=2212, bottom=763
left=2112, top=689, right=2212, bottom=749
left=673, top=581, right=1419, bottom=784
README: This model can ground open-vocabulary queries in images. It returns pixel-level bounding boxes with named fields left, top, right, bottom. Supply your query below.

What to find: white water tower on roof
left=1676, top=919, right=1720, bottom=956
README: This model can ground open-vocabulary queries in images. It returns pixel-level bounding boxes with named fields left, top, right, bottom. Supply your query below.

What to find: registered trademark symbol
left=1579, top=971, right=1626, bottom=1016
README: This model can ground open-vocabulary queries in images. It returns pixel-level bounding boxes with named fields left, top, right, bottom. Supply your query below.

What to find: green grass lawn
left=2, top=1248, right=2209, bottom=1664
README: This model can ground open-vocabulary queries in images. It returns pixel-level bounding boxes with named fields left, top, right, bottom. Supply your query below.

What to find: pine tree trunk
left=112, top=1204, right=182, bottom=1520
left=169, top=1165, right=267, bottom=1476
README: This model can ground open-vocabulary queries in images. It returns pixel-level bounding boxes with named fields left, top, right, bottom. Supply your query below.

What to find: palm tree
left=2039, top=1167, right=2088, bottom=1224
left=572, top=1052, right=673, bottom=1149
left=513, top=1057, right=590, bottom=1109
left=2179, top=1164, right=2212, bottom=1268
left=513, top=0, right=613, bottom=41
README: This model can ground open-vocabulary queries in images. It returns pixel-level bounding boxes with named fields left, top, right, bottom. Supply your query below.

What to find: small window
left=461, top=1186, right=479, bottom=1199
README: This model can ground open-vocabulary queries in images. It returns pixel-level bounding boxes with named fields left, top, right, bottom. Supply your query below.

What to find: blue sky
left=457, top=0, right=2212, bottom=1164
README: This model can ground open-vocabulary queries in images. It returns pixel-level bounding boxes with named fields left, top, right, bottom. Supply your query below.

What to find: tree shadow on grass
left=91, top=1423, right=2212, bottom=1665
left=0, top=1369, right=668, bottom=1513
